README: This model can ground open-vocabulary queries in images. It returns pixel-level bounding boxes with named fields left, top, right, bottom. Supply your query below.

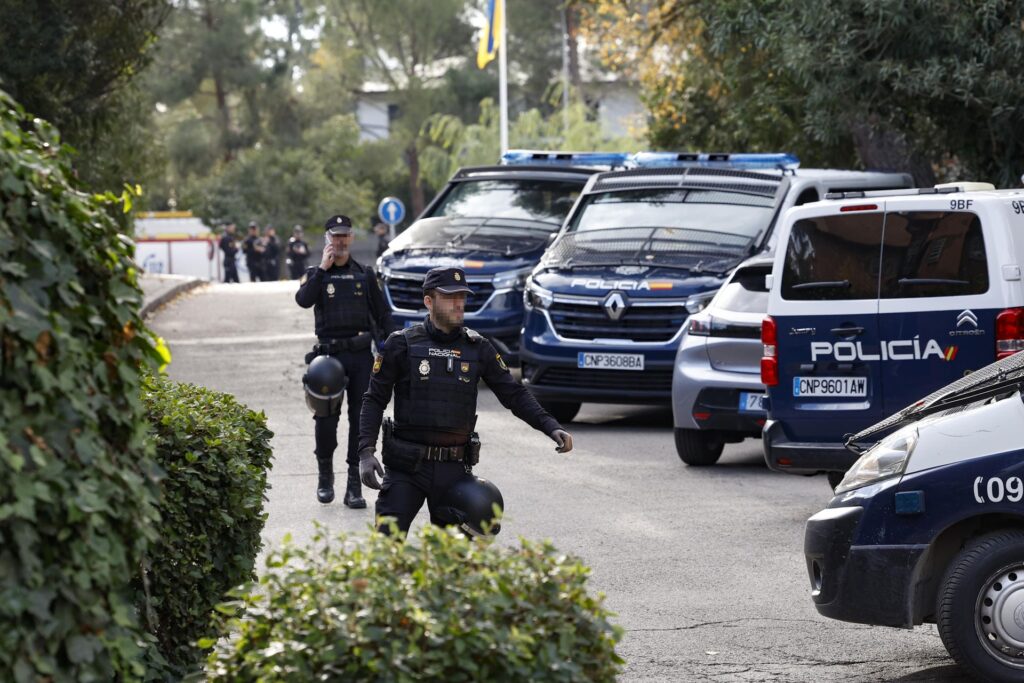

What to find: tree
left=579, top=0, right=1024, bottom=186
left=0, top=0, right=171, bottom=190
left=326, top=0, right=474, bottom=215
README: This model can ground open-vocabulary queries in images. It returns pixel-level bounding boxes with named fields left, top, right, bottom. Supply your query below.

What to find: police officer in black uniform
left=296, top=214, right=396, bottom=507
left=219, top=222, right=239, bottom=283
left=287, top=225, right=310, bottom=279
left=357, top=266, right=574, bottom=535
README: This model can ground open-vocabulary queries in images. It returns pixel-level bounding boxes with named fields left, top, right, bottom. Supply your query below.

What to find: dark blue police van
left=376, top=151, right=628, bottom=361
left=520, top=153, right=912, bottom=423
left=806, top=349, right=1024, bottom=682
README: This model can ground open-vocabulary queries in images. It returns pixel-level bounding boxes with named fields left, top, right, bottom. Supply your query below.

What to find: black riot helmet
left=302, top=355, right=347, bottom=417
left=436, top=475, right=504, bottom=537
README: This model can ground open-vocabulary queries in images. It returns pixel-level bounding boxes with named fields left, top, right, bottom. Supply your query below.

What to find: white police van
left=805, top=350, right=1024, bottom=682
left=762, top=183, right=1024, bottom=484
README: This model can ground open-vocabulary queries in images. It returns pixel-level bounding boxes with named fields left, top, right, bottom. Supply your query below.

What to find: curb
left=140, top=275, right=206, bottom=318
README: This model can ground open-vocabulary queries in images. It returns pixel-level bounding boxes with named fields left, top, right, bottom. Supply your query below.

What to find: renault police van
left=520, top=152, right=911, bottom=423
left=762, top=183, right=1024, bottom=483
left=805, top=350, right=1024, bottom=682
left=377, top=151, right=627, bottom=361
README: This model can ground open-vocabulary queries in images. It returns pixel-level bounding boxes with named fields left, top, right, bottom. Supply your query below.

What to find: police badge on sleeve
left=496, top=353, right=508, bottom=371
left=373, top=355, right=383, bottom=374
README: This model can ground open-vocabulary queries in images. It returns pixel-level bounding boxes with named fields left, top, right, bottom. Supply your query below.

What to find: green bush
left=0, top=90, right=163, bottom=681
left=140, top=374, right=274, bottom=677
left=203, top=525, right=624, bottom=682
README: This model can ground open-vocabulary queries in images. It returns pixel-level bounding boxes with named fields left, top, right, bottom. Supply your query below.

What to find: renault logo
left=603, top=291, right=628, bottom=321
left=957, top=309, right=978, bottom=328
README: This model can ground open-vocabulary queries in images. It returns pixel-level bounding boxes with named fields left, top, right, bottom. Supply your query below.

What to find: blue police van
left=805, top=349, right=1024, bottom=682
left=376, top=151, right=628, bottom=362
left=762, top=183, right=1024, bottom=484
left=520, top=153, right=911, bottom=423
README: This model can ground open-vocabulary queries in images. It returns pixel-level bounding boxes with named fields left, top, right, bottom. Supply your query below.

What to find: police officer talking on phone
left=357, top=266, right=573, bottom=535
left=296, top=215, right=395, bottom=507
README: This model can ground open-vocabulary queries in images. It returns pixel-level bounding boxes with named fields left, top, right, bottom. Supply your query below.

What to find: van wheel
left=937, top=530, right=1024, bottom=683
left=827, top=471, right=846, bottom=491
left=674, top=429, right=724, bottom=466
left=538, top=400, right=581, bottom=424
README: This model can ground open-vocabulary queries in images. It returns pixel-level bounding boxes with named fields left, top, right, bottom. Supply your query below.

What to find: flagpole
left=498, top=0, right=509, bottom=154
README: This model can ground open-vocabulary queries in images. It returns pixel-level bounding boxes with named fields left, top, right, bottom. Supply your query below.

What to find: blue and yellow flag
left=476, top=0, right=502, bottom=69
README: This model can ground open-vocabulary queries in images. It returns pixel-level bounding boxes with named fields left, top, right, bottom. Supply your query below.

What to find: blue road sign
left=378, top=196, right=406, bottom=226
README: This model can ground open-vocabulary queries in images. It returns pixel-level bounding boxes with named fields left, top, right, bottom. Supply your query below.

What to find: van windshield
left=567, top=188, right=775, bottom=240
left=390, top=216, right=553, bottom=256
left=429, top=179, right=582, bottom=224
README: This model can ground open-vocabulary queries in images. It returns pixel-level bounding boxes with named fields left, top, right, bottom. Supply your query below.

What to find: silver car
left=671, top=256, right=772, bottom=465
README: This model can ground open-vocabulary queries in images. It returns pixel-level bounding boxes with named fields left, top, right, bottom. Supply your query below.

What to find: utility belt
left=305, top=332, right=371, bottom=363
left=380, top=418, right=480, bottom=473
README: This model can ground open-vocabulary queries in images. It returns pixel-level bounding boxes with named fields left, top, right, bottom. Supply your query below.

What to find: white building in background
left=353, top=56, right=645, bottom=143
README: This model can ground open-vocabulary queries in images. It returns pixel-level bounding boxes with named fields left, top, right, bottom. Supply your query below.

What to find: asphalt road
left=149, top=278, right=972, bottom=682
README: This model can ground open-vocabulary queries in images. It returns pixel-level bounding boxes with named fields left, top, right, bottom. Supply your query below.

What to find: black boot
left=343, top=469, right=366, bottom=509
left=316, top=458, right=335, bottom=504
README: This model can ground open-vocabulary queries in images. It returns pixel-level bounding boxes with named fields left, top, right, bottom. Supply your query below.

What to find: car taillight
left=761, top=316, right=778, bottom=386
left=996, top=308, right=1024, bottom=359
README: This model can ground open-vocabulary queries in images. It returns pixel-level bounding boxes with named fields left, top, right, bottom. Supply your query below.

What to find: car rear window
left=781, top=213, right=883, bottom=300
left=716, top=266, right=770, bottom=313
left=878, top=211, right=988, bottom=298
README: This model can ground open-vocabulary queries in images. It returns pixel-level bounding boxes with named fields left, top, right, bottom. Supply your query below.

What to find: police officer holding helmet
left=296, top=214, right=395, bottom=507
left=357, top=266, right=573, bottom=535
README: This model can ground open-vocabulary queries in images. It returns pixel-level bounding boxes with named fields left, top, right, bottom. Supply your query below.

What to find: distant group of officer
left=297, top=214, right=573, bottom=537
left=219, top=221, right=311, bottom=282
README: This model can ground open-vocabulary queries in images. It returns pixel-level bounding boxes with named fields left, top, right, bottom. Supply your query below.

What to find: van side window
left=879, top=212, right=988, bottom=299
left=781, top=214, right=883, bottom=300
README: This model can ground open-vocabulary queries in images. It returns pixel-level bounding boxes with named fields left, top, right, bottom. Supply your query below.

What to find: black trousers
left=313, top=349, right=373, bottom=471
left=375, top=460, right=469, bottom=534
left=223, top=261, right=239, bottom=283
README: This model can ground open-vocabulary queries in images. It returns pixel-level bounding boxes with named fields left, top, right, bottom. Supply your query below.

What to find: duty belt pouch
left=466, top=432, right=481, bottom=467
left=304, top=346, right=320, bottom=365
left=381, top=418, right=422, bottom=473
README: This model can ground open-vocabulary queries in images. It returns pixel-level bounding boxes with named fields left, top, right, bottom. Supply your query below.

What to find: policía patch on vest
left=373, top=355, right=383, bottom=374
left=428, top=347, right=461, bottom=358
left=419, top=359, right=430, bottom=376
left=460, top=362, right=470, bottom=373
left=496, top=353, right=508, bottom=371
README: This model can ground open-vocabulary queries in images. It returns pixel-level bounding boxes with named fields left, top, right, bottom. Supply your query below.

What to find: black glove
left=551, top=429, right=573, bottom=454
left=359, top=447, right=384, bottom=489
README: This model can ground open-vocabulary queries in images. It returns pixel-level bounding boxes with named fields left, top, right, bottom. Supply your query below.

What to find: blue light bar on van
left=500, top=149, right=631, bottom=168
left=630, top=152, right=800, bottom=170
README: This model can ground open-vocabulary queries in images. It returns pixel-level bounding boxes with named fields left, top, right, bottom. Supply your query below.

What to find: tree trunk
left=564, top=5, right=583, bottom=91
left=203, top=2, right=233, bottom=163
left=850, top=120, right=934, bottom=186
left=406, top=144, right=425, bottom=216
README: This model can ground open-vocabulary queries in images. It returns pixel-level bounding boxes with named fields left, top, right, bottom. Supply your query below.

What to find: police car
left=521, top=152, right=911, bottom=423
left=671, top=256, right=772, bottom=465
left=805, top=350, right=1024, bottom=682
left=762, top=183, right=1024, bottom=484
left=377, top=151, right=627, bottom=362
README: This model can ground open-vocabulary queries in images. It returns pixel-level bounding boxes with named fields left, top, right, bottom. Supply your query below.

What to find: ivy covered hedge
left=140, top=374, right=273, bottom=677
left=0, top=90, right=163, bottom=681
left=204, top=525, right=624, bottom=682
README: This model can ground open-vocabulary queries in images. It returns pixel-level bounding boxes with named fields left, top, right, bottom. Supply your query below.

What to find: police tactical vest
left=316, top=265, right=371, bottom=337
left=397, top=325, right=481, bottom=436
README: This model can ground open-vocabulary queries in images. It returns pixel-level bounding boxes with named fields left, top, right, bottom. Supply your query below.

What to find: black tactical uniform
left=358, top=267, right=563, bottom=534
left=263, top=231, right=280, bottom=281
left=287, top=228, right=310, bottom=279
left=296, top=214, right=396, bottom=507
left=242, top=224, right=262, bottom=282
left=219, top=230, right=239, bottom=283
